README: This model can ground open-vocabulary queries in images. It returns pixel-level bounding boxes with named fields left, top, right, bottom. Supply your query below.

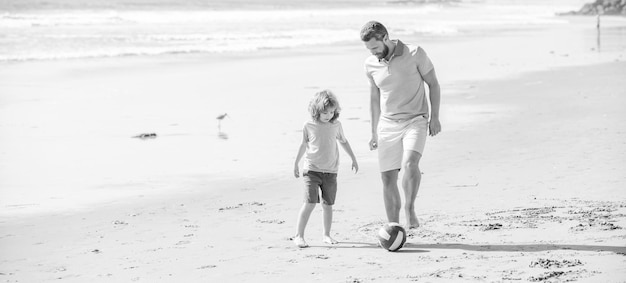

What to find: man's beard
left=376, top=45, right=389, bottom=60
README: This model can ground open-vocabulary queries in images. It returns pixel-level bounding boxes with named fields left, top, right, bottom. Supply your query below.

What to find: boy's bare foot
left=293, top=236, right=308, bottom=248
left=323, top=236, right=338, bottom=244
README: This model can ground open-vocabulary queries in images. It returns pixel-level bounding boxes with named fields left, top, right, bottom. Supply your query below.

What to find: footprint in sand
left=112, top=220, right=128, bottom=225
left=356, top=221, right=386, bottom=237
left=529, top=258, right=583, bottom=269
left=528, top=271, right=570, bottom=282
left=184, top=224, right=200, bottom=229
left=409, top=228, right=465, bottom=242
left=481, top=223, right=503, bottom=231
left=218, top=202, right=266, bottom=211
left=305, top=254, right=329, bottom=260
left=256, top=219, right=285, bottom=224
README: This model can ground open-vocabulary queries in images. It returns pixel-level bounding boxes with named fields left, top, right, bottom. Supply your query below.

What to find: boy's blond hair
left=308, top=90, right=341, bottom=123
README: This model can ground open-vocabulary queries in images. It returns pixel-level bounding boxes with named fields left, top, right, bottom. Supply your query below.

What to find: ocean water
left=2, top=0, right=603, bottom=216
left=0, top=0, right=586, bottom=62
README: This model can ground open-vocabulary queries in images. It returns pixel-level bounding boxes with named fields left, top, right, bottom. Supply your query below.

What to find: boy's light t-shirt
left=364, top=40, right=434, bottom=122
left=302, top=120, right=346, bottom=174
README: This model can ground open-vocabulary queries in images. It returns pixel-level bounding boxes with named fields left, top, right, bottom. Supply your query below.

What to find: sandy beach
left=1, top=6, right=626, bottom=283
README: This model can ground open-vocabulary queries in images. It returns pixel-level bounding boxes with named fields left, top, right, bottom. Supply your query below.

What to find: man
left=361, top=21, right=441, bottom=228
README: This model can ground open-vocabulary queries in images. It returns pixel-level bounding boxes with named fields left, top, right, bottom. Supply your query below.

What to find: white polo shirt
left=364, top=40, right=434, bottom=122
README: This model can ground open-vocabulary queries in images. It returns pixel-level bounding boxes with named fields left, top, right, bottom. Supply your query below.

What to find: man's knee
left=380, top=170, right=398, bottom=186
left=403, top=151, right=422, bottom=172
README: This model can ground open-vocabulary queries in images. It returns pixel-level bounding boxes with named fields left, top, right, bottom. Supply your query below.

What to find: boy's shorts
left=302, top=170, right=337, bottom=205
left=377, top=115, right=428, bottom=172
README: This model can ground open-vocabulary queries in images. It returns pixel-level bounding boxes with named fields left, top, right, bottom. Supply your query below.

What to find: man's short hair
left=360, top=21, right=388, bottom=42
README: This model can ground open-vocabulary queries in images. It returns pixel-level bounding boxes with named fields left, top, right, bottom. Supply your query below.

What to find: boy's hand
left=352, top=161, right=359, bottom=174
left=293, top=165, right=300, bottom=178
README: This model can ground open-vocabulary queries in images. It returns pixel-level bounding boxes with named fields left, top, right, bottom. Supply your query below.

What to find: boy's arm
left=339, top=140, right=359, bottom=174
left=294, top=131, right=307, bottom=178
left=423, top=68, right=441, bottom=136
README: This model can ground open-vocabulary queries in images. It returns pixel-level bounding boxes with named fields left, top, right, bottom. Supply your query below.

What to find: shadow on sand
left=310, top=241, right=626, bottom=255
left=406, top=243, right=626, bottom=254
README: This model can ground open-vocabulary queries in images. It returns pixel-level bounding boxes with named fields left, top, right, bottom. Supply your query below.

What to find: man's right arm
left=369, top=79, right=381, bottom=150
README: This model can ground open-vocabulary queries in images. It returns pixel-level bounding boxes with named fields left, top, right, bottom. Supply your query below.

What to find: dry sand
left=1, top=16, right=626, bottom=283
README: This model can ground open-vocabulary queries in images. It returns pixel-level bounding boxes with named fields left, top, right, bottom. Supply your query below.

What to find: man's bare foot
left=323, top=236, right=338, bottom=244
left=293, top=236, right=308, bottom=248
left=407, top=211, right=420, bottom=229
left=407, top=223, right=419, bottom=229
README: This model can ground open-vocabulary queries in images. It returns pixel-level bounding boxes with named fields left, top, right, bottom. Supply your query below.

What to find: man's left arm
left=423, top=69, right=441, bottom=136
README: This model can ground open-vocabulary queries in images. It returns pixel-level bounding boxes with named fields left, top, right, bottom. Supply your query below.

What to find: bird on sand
left=216, top=113, right=228, bottom=120
left=216, top=113, right=228, bottom=131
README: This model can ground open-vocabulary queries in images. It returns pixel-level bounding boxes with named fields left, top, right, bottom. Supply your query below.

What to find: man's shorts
left=377, top=115, right=428, bottom=172
left=302, top=170, right=337, bottom=205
